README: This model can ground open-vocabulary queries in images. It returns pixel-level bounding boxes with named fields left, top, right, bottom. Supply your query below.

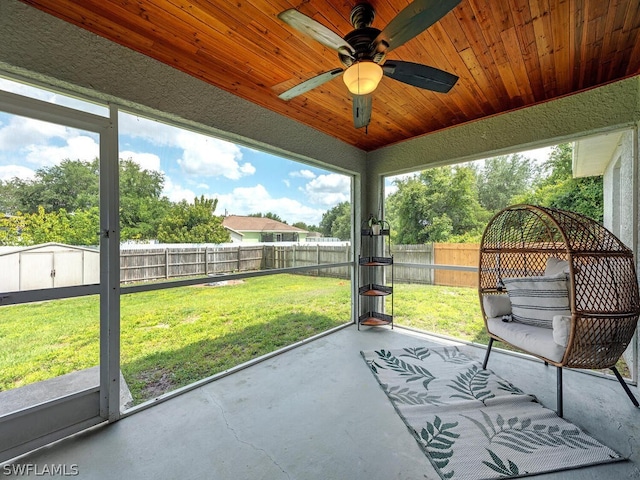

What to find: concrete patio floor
left=3, top=325, right=639, bottom=479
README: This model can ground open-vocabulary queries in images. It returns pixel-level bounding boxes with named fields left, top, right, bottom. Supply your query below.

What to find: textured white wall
left=602, top=129, right=639, bottom=379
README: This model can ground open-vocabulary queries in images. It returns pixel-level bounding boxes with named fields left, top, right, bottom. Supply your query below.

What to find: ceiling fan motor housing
left=339, top=3, right=384, bottom=67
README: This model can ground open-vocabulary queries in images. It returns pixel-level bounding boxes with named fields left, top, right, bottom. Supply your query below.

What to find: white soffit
left=573, top=131, right=624, bottom=178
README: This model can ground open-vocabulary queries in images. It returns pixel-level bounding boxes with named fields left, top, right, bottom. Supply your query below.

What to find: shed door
left=19, top=252, right=54, bottom=290
left=53, top=250, right=84, bottom=288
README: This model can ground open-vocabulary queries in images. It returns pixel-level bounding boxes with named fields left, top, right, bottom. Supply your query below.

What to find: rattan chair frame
left=478, top=204, right=640, bottom=416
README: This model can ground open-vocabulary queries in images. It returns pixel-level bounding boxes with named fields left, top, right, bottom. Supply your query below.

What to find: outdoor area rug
left=360, top=346, right=623, bottom=480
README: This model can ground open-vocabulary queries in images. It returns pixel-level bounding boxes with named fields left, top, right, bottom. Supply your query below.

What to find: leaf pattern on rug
left=399, top=346, right=432, bottom=361
left=374, top=349, right=435, bottom=389
left=420, top=416, right=460, bottom=480
left=496, top=379, right=526, bottom=396
left=462, top=411, right=606, bottom=454
left=432, top=347, right=473, bottom=365
left=383, top=384, right=443, bottom=406
left=448, top=365, right=495, bottom=404
left=483, top=449, right=521, bottom=477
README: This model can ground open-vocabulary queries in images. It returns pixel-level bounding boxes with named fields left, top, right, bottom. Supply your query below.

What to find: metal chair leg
left=482, top=338, right=494, bottom=370
left=557, top=367, right=563, bottom=418
left=611, top=366, right=640, bottom=408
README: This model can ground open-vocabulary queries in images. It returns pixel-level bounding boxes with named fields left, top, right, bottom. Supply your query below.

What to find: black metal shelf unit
left=358, top=220, right=393, bottom=329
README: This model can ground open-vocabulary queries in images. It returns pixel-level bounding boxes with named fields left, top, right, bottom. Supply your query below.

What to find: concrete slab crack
left=204, top=390, right=292, bottom=480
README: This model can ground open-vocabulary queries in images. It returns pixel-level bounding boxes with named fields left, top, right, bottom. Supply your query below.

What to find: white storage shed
left=0, top=243, right=100, bottom=292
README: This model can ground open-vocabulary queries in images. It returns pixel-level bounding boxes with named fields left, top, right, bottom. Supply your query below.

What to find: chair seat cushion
left=487, top=317, right=566, bottom=363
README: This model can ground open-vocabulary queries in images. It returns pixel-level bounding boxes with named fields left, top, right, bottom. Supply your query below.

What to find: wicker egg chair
left=479, top=204, right=640, bottom=417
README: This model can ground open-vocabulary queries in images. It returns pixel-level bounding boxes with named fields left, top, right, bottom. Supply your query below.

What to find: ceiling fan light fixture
left=343, top=61, right=383, bottom=95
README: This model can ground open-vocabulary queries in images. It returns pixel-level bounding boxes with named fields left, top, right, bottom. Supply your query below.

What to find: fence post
left=165, top=248, right=169, bottom=279
left=237, top=246, right=242, bottom=272
left=293, top=244, right=296, bottom=268
left=204, top=247, right=208, bottom=275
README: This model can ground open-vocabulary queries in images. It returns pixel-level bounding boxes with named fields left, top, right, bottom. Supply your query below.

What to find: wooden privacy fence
left=120, top=245, right=265, bottom=282
left=119, top=244, right=352, bottom=283
left=391, top=244, right=435, bottom=285
left=264, top=244, right=352, bottom=278
left=433, top=243, right=480, bottom=288
left=119, top=243, right=480, bottom=287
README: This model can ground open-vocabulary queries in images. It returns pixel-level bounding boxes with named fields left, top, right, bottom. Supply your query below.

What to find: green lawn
left=0, top=274, right=352, bottom=403
left=393, top=283, right=490, bottom=345
left=0, top=276, right=496, bottom=405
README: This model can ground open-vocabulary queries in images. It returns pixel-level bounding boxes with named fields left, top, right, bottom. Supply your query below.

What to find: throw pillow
left=482, top=294, right=512, bottom=318
left=502, top=275, right=571, bottom=328
left=545, top=257, right=570, bottom=276
left=552, top=315, right=571, bottom=347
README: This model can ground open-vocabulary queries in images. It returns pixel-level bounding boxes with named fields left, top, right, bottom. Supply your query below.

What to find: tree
left=157, top=195, right=230, bottom=243
left=249, top=212, right=286, bottom=223
left=386, top=165, right=489, bottom=244
left=0, top=178, right=23, bottom=215
left=0, top=214, right=25, bottom=245
left=0, top=207, right=100, bottom=246
left=476, top=154, right=537, bottom=213
left=319, top=201, right=351, bottom=240
left=119, top=158, right=171, bottom=240
left=292, top=221, right=319, bottom=232
left=9, top=158, right=171, bottom=241
left=515, top=144, right=603, bottom=222
left=18, top=159, right=99, bottom=213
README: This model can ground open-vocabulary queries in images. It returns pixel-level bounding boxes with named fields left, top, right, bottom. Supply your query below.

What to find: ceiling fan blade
left=373, top=0, right=460, bottom=54
left=383, top=60, right=458, bottom=93
left=278, top=68, right=344, bottom=101
left=352, top=94, right=372, bottom=129
left=279, top=9, right=355, bottom=57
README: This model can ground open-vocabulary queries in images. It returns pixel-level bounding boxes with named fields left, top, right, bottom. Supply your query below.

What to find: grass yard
left=393, top=282, right=490, bottom=345
left=0, top=274, right=351, bottom=404
left=11, top=276, right=614, bottom=406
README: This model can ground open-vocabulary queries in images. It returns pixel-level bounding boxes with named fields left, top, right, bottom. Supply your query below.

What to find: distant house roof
left=222, top=215, right=307, bottom=233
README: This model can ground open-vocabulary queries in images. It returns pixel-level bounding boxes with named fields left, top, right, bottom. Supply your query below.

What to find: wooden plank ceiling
left=20, top=0, right=640, bottom=151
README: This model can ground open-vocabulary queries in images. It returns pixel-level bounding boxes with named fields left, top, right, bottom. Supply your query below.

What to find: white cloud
left=163, top=176, right=196, bottom=203
left=302, top=173, right=350, bottom=207
left=385, top=183, right=398, bottom=197
left=520, top=146, right=553, bottom=164
left=213, top=184, right=325, bottom=225
left=290, top=169, right=316, bottom=179
left=0, top=165, right=35, bottom=181
left=0, top=116, right=67, bottom=153
left=120, top=112, right=255, bottom=180
left=0, top=115, right=99, bottom=168
left=120, top=150, right=162, bottom=172
left=176, top=131, right=254, bottom=179
left=25, top=134, right=99, bottom=167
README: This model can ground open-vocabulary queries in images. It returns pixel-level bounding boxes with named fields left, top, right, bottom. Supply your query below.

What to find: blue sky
left=0, top=77, right=350, bottom=226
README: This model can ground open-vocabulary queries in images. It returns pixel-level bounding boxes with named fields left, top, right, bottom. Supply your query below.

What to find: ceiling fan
left=277, top=0, right=461, bottom=130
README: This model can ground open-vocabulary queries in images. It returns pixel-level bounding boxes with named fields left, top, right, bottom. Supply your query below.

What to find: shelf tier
left=361, top=228, right=391, bottom=237
left=359, top=284, right=392, bottom=296
left=359, top=312, right=393, bottom=327
left=359, top=256, right=393, bottom=266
